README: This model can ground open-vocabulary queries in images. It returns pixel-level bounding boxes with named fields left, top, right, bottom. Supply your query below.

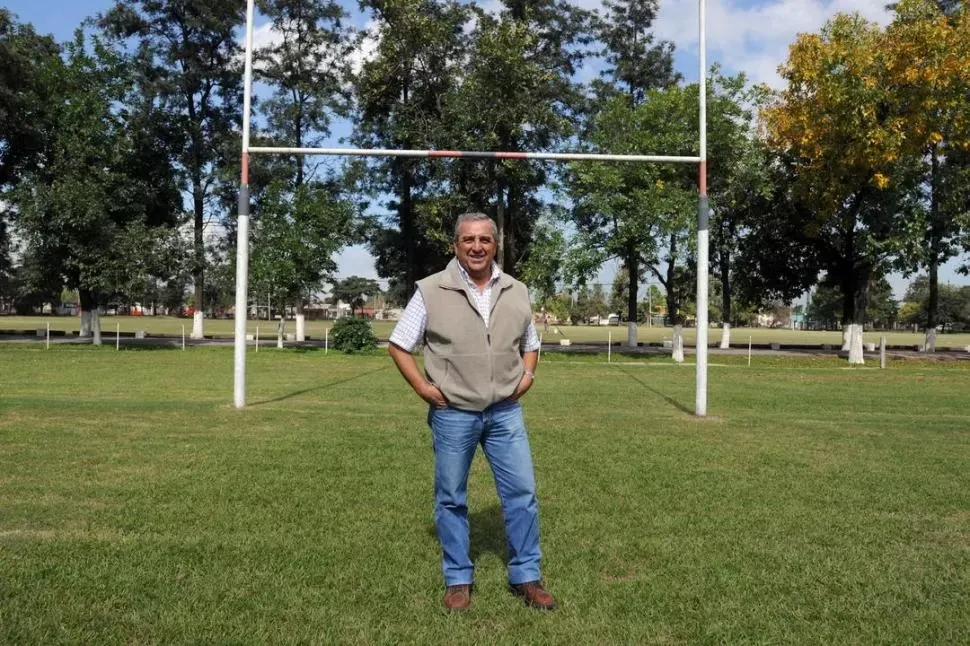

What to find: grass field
left=4, top=314, right=970, bottom=348
left=1, top=345, right=969, bottom=644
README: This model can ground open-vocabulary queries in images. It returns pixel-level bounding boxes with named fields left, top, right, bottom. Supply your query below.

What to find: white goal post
left=234, top=0, right=711, bottom=415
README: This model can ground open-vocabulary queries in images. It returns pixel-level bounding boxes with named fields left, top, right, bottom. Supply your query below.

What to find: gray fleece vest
left=417, top=258, right=533, bottom=412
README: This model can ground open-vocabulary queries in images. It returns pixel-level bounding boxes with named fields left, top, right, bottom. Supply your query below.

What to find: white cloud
left=652, top=0, right=893, bottom=87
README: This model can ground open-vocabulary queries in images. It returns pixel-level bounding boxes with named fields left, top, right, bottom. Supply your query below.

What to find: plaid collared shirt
left=389, top=262, right=541, bottom=353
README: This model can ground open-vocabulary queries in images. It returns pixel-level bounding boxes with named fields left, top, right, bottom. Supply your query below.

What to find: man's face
left=454, top=219, right=497, bottom=279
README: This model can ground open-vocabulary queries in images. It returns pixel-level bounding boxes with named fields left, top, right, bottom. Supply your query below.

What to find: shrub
left=330, top=317, right=378, bottom=353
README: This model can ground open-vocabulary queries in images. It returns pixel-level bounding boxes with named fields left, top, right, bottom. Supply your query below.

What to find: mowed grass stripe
left=1, top=345, right=968, bottom=644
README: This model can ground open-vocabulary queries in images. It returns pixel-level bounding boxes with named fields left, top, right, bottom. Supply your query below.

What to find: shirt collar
left=456, top=260, right=502, bottom=289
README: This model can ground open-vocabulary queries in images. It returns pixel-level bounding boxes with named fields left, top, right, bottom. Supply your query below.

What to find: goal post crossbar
left=234, top=0, right=710, bottom=416
left=248, top=146, right=701, bottom=164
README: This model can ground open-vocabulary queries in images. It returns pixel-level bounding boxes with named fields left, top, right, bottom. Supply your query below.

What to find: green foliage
left=593, top=0, right=677, bottom=106
left=249, top=181, right=357, bottom=312
left=353, top=0, right=471, bottom=296
left=0, top=10, right=60, bottom=189
left=808, top=275, right=899, bottom=329
left=256, top=0, right=354, bottom=187
left=100, top=0, right=245, bottom=327
left=10, top=30, right=183, bottom=319
left=564, top=85, right=695, bottom=324
left=516, top=215, right=566, bottom=306
left=330, top=316, right=378, bottom=353
left=902, top=274, right=970, bottom=329
left=331, top=275, right=381, bottom=316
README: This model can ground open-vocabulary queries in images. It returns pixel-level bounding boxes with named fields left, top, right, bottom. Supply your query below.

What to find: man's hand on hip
left=510, top=373, right=534, bottom=401
left=419, top=382, right=448, bottom=408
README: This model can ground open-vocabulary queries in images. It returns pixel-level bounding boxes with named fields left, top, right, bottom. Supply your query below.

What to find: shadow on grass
left=616, top=366, right=693, bottom=415
left=425, top=504, right=509, bottom=565
left=249, top=365, right=391, bottom=406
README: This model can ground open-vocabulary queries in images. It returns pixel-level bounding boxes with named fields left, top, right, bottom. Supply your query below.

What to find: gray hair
left=453, top=212, right=499, bottom=242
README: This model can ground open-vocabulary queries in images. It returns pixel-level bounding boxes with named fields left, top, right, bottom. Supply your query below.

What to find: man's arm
left=511, top=350, right=538, bottom=400
left=388, top=342, right=448, bottom=408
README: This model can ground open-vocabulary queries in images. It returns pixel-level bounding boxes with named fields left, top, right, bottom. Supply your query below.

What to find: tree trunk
left=400, top=162, right=417, bottom=294
left=719, top=239, right=732, bottom=349
left=672, top=324, right=684, bottom=363
left=79, top=310, right=92, bottom=338
left=847, top=323, right=864, bottom=364
left=277, top=315, right=285, bottom=349
left=666, top=233, right=678, bottom=330
left=925, top=149, right=941, bottom=353
left=295, top=300, right=306, bottom=342
left=625, top=255, right=638, bottom=347
left=842, top=277, right=868, bottom=365
left=79, top=289, right=102, bottom=346
left=926, top=258, right=939, bottom=352
left=191, top=182, right=205, bottom=339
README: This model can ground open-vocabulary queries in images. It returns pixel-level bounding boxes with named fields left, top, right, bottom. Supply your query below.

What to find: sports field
left=3, top=314, right=970, bottom=348
left=1, top=345, right=969, bottom=643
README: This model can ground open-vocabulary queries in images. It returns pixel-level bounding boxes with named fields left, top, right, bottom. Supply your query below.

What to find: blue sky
left=5, top=0, right=964, bottom=295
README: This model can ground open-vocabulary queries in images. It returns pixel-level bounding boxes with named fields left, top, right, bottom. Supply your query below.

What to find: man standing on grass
left=388, top=212, right=555, bottom=612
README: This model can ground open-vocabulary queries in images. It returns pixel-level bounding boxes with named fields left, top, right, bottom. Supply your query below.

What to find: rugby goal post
left=234, top=0, right=711, bottom=415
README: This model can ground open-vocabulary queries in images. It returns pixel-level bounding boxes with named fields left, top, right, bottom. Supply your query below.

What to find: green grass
left=1, top=345, right=969, bottom=644
left=5, top=314, right=970, bottom=348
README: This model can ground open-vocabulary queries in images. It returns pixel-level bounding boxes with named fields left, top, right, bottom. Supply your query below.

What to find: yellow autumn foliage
left=762, top=0, right=970, bottom=219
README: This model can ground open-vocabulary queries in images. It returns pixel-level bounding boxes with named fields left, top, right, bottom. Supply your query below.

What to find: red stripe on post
left=495, top=152, right=529, bottom=159
left=241, top=153, right=250, bottom=185
left=429, top=150, right=462, bottom=158
left=699, top=160, right=707, bottom=196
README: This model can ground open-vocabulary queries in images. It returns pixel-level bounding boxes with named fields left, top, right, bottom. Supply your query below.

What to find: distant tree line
left=0, top=0, right=968, bottom=354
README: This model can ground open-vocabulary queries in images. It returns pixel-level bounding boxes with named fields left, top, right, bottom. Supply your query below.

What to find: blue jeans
left=428, top=400, right=542, bottom=586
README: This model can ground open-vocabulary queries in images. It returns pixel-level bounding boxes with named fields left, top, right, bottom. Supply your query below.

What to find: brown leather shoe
left=443, top=584, right=472, bottom=611
left=510, top=581, right=556, bottom=610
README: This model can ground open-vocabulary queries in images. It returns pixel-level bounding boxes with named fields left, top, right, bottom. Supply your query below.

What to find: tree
left=592, top=0, right=677, bottom=106
left=0, top=10, right=60, bottom=190
left=808, top=274, right=898, bottom=330
left=254, top=0, right=357, bottom=338
left=610, top=268, right=630, bottom=318
left=882, top=0, right=970, bottom=350
left=442, top=0, right=595, bottom=275
left=565, top=85, right=695, bottom=351
left=704, top=70, right=775, bottom=348
left=100, top=0, right=244, bottom=339
left=559, top=0, right=674, bottom=347
left=762, top=12, right=917, bottom=363
left=517, top=213, right=567, bottom=310
left=12, top=31, right=182, bottom=343
left=0, top=11, right=61, bottom=288
left=248, top=180, right=356, bottom=328
left=902, top=274, right=970, bottom=330
left=353, top=0, right=470, bottom=300
left=256, top=0, right=353, bottom=187
left=332, top=275, right=380, bottom=315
